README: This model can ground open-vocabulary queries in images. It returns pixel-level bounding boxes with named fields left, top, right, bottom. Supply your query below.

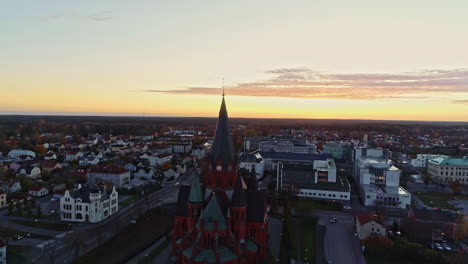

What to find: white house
left=148, top=153, right=172, bottom=167
left=87, top=165, right=130, bottom=188
left=8, top=149, right=36, bottom=159
left=79, top=155, right=100, bottom=166
left=16, top=166, right=41, bottom=179
left=0, top=181, right=21, bottom=193
left=239, top=152, right=265, bottom=180
left=124, top=163, right=137, bottom=172
left=28, top=186, right=49, bottom=197
left=44, top=151, right=57, bottom=160
left=60, top=184, right=118, bottom=223
left=134, top=168, right=155, bottom=180
left=355, top=213, right=387, bottom=240
left=428, top=156, right=468, bottom=184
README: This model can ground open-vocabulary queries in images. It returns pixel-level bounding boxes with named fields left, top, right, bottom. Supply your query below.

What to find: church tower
left=207, top=95, right=237, bottom=189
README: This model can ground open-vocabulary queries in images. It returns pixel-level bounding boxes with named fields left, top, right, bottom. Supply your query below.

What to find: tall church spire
left=211, top=96, right=235, bottom=170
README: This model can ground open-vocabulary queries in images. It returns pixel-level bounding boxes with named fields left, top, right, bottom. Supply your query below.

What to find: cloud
left=452, top=99, right=468, bottom=105
left=40, top=11, right=112, bottom=22
left=140, top=67, right=468, bottom=100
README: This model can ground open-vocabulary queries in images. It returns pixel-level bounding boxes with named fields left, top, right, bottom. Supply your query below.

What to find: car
left=50, top=198, right=57, bottom=202
left=442, top=244, right=452, bottom=251
left=343, top=205, right=352, bottom=210
left=329, top=218, right=337, bottom=224
left=434, top=243, right=444, bottom=250
left=12, top=235, right=23, bottom=240
left=173, top=182, right=180, bottom=187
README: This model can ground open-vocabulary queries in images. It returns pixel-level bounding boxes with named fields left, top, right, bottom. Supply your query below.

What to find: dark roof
left=246, top=190, right=266, bottom=223
left=356, top=213, right=384, bottom=226
left=259, top=152, right=331, bottom=162
left=69, top=184, right=110, bottom=203
left=231, top=176, right=247, bottom=208
left=88, top=165, right=128, bottom=174
left=211, top=96, right=235, bottom=169
left=247, top=167, right=259, bottom=191
left=175, top=185, right=191, bottom=216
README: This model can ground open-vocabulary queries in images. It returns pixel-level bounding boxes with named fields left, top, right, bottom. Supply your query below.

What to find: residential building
left=87, top=165, right=130, bottom=188
left=134, top=168, right=155, bottom=180
left=0, top=181, right=21, bottom=193
left=239, top=152, right=265, bottom=179
left=60, top=184, right=118, bottom=223
left=170, top=142, right=192, bottom=154
left=28, top=186, right=49, bottom=197
left=411, top=154, right=448, bottom=168
left=428, top=156, right=468, bottom=184
left=173, top=95, right=269, bottom=264
left=0, top=191, right=6, bottom=209
left=16, top=166, right=41, bottom=179
left=355, top=213, right=387, bottom=240
left=79, top=155, right=100, bottom=166
left=8, top=149, right=36, bottom=159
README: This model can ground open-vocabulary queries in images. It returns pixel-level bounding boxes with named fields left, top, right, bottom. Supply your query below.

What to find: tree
left=363, top=236, right=394, bottom=256
left=422, top=172, right=432, bottom=188
left=7, top=203, right=14, bottom=215
left=20, top=177, right=33, bottom=192
left=37, top=204, right=42, bottom=218
left=450, top=180, right=462, bottom=194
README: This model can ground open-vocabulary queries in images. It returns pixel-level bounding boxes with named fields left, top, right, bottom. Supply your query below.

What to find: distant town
left=0, top=103, right=467, bottom=264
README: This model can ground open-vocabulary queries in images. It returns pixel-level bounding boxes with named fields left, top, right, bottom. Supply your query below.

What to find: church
left=172, top=95, right=269, bottom=264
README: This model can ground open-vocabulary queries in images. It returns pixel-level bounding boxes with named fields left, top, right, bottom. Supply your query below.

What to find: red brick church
left=173, top=95, right=269, bottom=264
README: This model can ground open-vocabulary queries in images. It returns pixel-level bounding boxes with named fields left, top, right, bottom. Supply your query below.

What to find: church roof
left=197, top=195, right=227, bottom=231
left=211, top=96, right=235, bottom=169
left=188, top=172, right=203, bottom=203
left=231, top=176, right=247, bottom=208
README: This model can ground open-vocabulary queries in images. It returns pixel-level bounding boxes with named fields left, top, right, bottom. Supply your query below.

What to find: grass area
left=301, top=216, right=317, bottom=263
left=0, top=226, right=53, bottom=240
left=75, top=207, right=173, bottom=264
left=138, top=238, right=170, bottom=264
left=9, top=219, right=71, bottom=232
left=296, top=198, right=341, bottom=213
left=119, top=195, right=140, bottom=207
left=6, top=245, right=32, bottom=264
left=415, top=192, right=456, bottom=210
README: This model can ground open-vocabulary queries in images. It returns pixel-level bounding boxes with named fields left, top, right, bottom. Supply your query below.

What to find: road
left=315, top=211, right=366, bottom=264
left=32, top=169, right=195, bottom=264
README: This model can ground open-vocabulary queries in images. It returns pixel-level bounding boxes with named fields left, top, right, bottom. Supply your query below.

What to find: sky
left=1, top=0, right=468, bottom=121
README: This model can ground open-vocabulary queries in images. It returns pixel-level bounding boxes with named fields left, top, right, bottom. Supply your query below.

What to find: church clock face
left=216, top=165, right=222, bottom=172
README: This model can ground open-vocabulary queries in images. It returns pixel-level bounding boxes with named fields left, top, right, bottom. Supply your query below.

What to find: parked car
left=173, top=182, right=180, bottom=187
left=12, top=235, right=23, bottom=240
left=434, top=243, right=444, bottom=250
left=442, top=244, right=452, bottom=251
left=329, top=217, right=337, bottom=224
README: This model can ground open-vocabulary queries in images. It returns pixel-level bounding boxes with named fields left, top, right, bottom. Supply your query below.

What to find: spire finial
left=222, top=78, right=225, bottom=97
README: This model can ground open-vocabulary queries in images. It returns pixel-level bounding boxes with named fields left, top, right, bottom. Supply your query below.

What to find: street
left=315, top=211, right=366, bottom=264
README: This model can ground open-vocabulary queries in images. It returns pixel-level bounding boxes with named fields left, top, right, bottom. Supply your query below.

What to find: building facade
left=173, top=96, right=269, bottom=264
left=411, top=154, right=448, bottom=168
left=60, top=184, right=118, bottom=223
left=87, top=165, right=131, bottom=188
left=353, top=148, right=411, bottom=209
left=355, top=213, right=387, bottom=240
left=428, top=156, right=468, bottom=184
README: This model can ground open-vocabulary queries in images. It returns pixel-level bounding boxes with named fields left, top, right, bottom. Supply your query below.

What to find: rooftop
left=429, top=157, right=468, bottom=166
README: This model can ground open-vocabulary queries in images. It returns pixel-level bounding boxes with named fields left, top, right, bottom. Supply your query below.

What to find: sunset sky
left=1, top=0, right=468, bottom=121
